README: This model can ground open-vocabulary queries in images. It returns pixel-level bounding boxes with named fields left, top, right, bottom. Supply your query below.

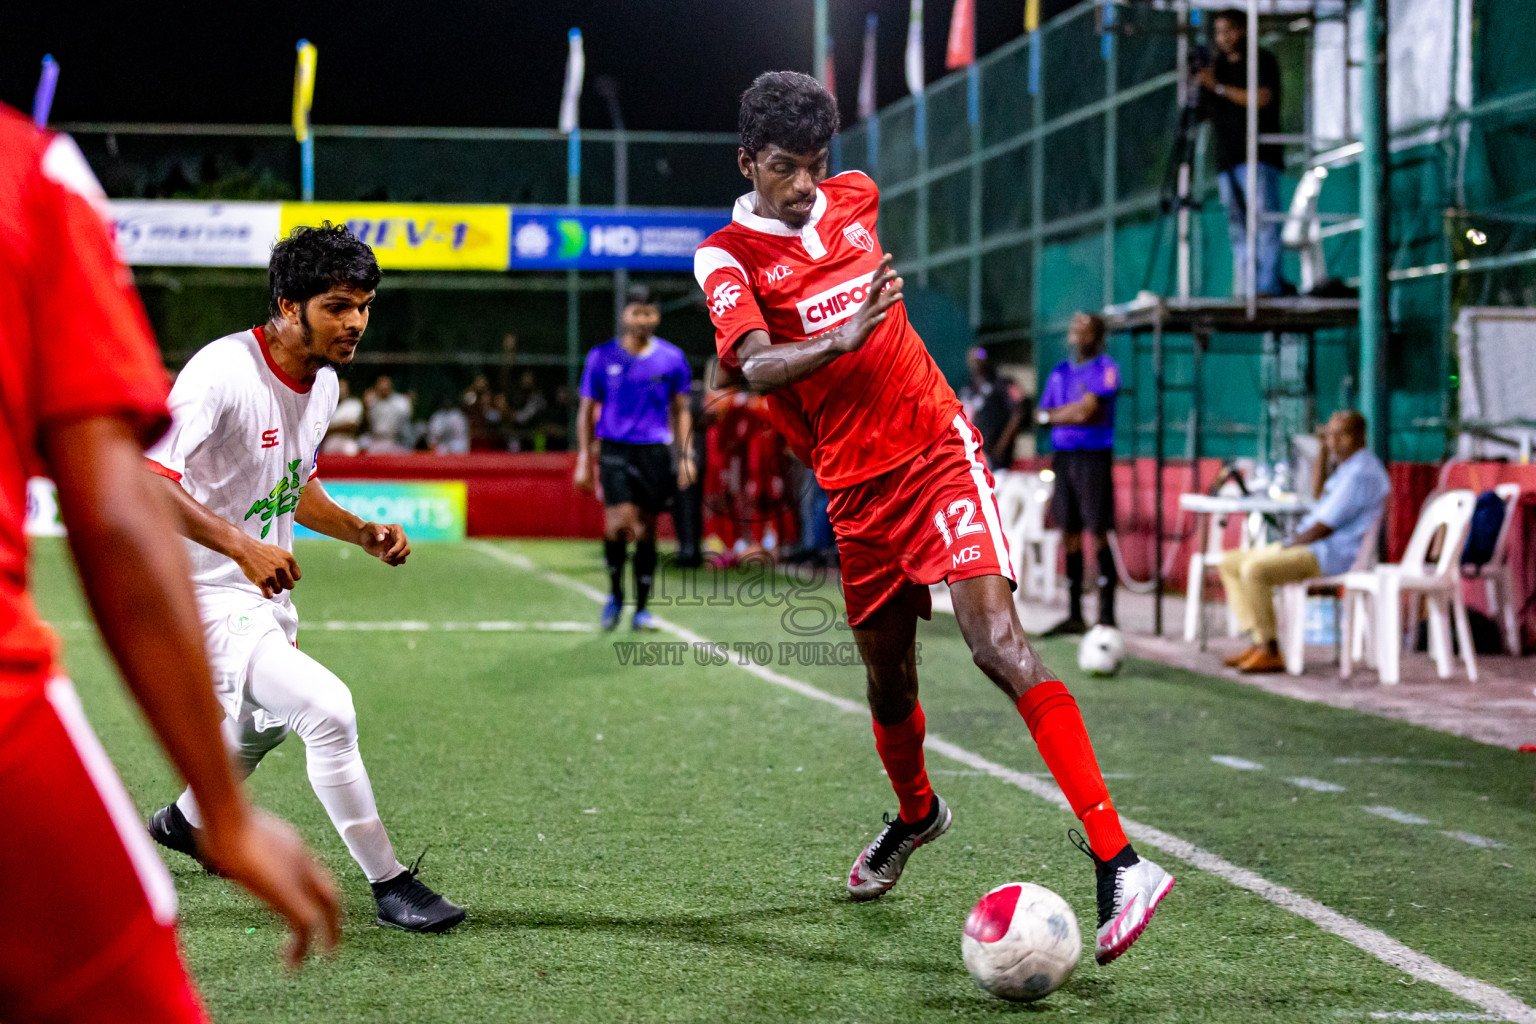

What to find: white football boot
left=1073, top=831, right=1175, bottom=964
left=847, top=795, right=952, bottom=901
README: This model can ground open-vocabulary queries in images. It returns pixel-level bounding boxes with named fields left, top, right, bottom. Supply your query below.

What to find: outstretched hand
left=359, top=522, right=410, bottom=565
left=837, top=254, right=904, bottom=355
left=198, top=808, right=341, bottom=969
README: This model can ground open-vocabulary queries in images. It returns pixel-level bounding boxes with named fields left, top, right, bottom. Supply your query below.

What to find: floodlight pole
left=598, top=76, right=628, bottom=336
left=1244, top=0, right=1258, bottom=319
left=567, top=131, right=581, bottom=401
left=1359, top=0, right=1391, bottom=458
left=814, top=0, right=829, bottom=88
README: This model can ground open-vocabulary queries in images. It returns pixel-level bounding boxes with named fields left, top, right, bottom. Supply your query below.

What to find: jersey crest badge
left=711, top=281, right=742, bottom=316
left=843, top=222, right=875, bottom=253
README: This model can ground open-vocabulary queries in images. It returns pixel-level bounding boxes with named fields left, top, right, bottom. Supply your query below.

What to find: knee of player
left=307, top=690, right=359, bottom=744
left=969, top=633, right=1018, bottom=680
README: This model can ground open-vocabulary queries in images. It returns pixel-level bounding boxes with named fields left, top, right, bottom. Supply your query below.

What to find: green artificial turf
left=28, top=537, right=1536, bottom=1023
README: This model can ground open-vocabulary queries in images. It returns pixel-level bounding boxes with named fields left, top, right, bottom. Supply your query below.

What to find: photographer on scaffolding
left=1196, top=8, right=1289, bottom=297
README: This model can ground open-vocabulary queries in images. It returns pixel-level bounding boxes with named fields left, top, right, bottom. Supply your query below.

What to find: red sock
left=1016, top=681, right=1129, bottom=860
left=872, top=704, right=935, bottom=824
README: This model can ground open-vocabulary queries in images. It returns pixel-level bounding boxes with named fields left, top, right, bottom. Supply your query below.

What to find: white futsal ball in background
left=962, top=882, right=1081, bottom=1001
left=1077, top=624, right=1125, bottom=677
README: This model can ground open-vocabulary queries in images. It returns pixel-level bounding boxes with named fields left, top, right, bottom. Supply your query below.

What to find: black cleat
left=372, top=854, right=465, bottom=934
left=147, top=803, right=224, bottom=875
left=1042, top=616, right=1089, bottom=637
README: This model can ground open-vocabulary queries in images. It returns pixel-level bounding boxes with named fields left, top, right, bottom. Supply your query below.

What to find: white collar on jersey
left=731, top=189, right=830, bottom=259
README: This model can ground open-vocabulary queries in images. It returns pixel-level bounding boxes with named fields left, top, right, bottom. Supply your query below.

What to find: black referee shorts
left=1050, top=448, right=1115, bottom=535
left=598, top=441, right=675, bottom=515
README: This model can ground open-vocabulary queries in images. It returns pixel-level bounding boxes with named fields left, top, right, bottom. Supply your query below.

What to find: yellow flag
left=1024, top=0, right=1040, bottom=33
left=292, top=40, right=317, bottom=143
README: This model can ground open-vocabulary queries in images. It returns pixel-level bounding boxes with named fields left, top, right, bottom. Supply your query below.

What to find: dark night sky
left=1, top=1, right=1074, bottom=132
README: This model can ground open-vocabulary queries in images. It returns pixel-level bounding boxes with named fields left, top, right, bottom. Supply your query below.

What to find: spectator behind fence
left=463, top=375, right=505, bottom=451
left=959, top=346, right=1027, bottom=472
left=362, top=374, right=412, bottom=452
left=321, top=378, right=363, bottom=455
left=1219, top=410, right=1389, bottom=674
left=1197, top=8, right=1289, bottom=297
left=427, top=394, right=470, bottom=454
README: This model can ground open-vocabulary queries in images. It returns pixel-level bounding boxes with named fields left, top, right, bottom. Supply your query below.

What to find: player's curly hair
left=267, top=223, right=382, bottom=318
left=738, top=71, right=840, bottom=157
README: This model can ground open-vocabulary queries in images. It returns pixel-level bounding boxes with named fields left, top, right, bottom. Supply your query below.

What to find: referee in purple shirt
left=574, top=286, right=696, bottom=631
left=1037, top=311, right=1121, bottom=635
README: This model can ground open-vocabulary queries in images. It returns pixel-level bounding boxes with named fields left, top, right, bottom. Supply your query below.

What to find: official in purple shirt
left=574, top=286, right=696, bottom=632
left=1037, top=311, right=1121, bottom=635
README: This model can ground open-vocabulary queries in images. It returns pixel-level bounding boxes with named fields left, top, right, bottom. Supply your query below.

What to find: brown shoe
left=1224, top=645, right=1259, bottom=668
left=1238, top=647, right=1286, bottom=673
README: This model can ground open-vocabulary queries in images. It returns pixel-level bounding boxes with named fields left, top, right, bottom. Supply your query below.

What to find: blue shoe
left=632, top=609, right=659, bottom=632
left=600, top=597, right=622, bottom=631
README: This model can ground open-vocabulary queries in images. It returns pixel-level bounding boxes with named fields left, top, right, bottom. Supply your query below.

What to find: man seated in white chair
left=1219, top=411, right=1389, bottom=673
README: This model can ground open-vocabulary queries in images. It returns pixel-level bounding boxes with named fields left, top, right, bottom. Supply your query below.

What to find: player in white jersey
left=143, top=225, right=465, bottom=933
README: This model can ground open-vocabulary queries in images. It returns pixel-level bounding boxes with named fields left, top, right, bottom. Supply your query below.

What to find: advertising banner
left=294, top=481, right=467, bottom=542
left=109, top=201, right=281, bottom=267
left=509, top=208, right=730, bottom=271
left=280, top=203, right=510, bottom=271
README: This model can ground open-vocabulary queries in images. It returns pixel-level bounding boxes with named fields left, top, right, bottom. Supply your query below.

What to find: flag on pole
left=292, top=40, right=317, bottom=143
left=857, top=14, right=878, bottom=120
left=946, top=0, right=975, bottom=69
left=33, top=55, right=59, bottom=128
left=559, top=28, right=585, bottom=135
left=905, top=0, right=925, bottom=95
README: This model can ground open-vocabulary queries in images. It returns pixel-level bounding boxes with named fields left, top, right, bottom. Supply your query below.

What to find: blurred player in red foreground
left=0, top=104, right=339, bottom=1022
left=694, top=73, right=1172, bottom=965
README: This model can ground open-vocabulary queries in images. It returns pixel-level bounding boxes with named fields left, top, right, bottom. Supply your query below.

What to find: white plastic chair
left=1460, top=483, right=1522, bottom=654
left=999, top=472, right=1060, bottom=604
left=1183, top=503, right=1266, bottom=647
left=1340, top=490, right=1478, bottom=685
left=996, top=472, right=1031, bottom=582
left=1278, top=514, right=1380, bottom=676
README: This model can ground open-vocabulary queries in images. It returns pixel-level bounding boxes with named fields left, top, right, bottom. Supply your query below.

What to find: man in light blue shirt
left=1219, top=411, right=1389, bottom=672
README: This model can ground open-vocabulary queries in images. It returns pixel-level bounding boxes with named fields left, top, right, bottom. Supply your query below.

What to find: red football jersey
left=0, top=105, right=170, bottom=690
left=694, top=171, right=961, bottom=490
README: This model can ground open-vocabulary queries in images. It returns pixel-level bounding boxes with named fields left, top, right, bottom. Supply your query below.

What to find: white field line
left=1360, top=1014, right=1503, bottom=1021
left=1362, top=806, right=1434, bottom=826
left=1211, top=755, right=1266, bottom=770
left=314, top=620, right=597, bottom=632
left=1288, top=777, right=1348, bottom=793
left=473, top=542, right=1536, bottom=1024
left=1441, top=831, right=1507, bottom=850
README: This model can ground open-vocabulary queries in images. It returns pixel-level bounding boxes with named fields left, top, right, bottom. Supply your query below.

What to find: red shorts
left=0, top=677, right=208, bottom=1024
left=827, top=412, right=1016, bottom=627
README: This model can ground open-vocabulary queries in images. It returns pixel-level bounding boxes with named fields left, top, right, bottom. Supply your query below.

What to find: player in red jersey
left=0, top=104, right=339, bottom=1022
left=694, top=73, right=1172, bottom=965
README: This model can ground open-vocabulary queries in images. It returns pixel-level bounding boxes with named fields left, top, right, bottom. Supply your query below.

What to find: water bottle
left=1270, top=461, right=1291, bottom=499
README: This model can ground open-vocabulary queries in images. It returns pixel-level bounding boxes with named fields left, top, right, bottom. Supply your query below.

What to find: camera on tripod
left=1186, top=45, right=1214, bottom=108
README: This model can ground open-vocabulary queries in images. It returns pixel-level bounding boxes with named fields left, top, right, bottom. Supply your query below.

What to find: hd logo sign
left=280, top=203, right=511, bottom=271
left=508, top=209, right=730, bottom=271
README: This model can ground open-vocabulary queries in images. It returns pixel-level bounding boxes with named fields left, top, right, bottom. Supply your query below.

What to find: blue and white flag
left=559, top=28, right=584, bottom=134
left=905, top=0, right=924, bottom=95
left=858, top=14, right=878, bottom=120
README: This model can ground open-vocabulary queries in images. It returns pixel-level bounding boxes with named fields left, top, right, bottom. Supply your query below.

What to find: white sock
left=307, top=754, right=404, bottom=885
left=175, top=787, right=203, bottom=828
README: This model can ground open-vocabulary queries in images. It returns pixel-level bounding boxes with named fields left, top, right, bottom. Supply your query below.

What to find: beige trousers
left=1217, top=542, right=1322, bottom=644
